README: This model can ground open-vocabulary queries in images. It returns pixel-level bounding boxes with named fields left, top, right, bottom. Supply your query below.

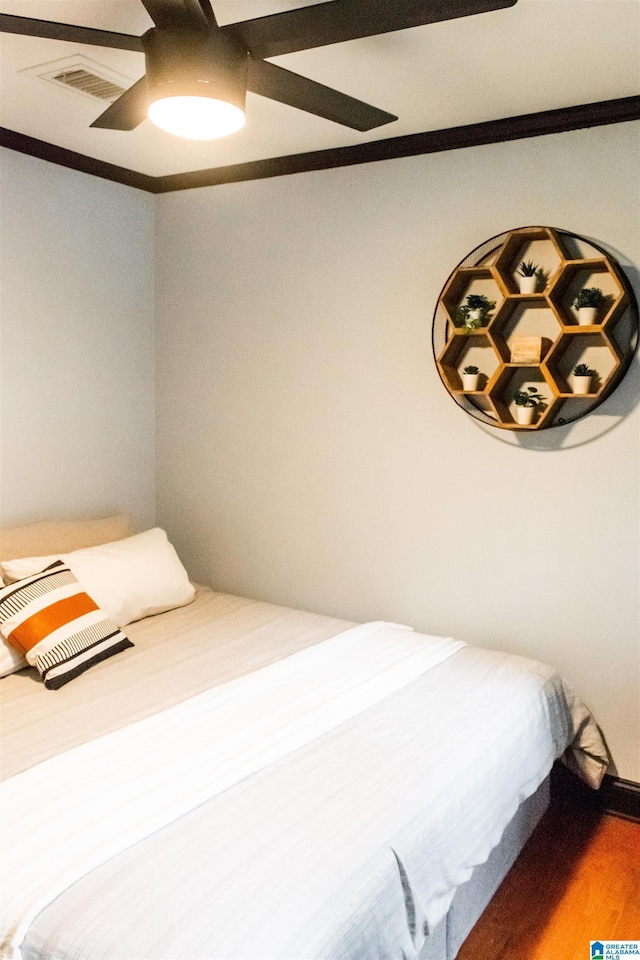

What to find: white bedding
left=0, top=588, right=609, bottom=960
left=1, top=621, right=463, bottom=958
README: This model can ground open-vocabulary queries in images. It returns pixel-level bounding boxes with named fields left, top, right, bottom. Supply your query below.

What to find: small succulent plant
left=513, top=386, right=545, bottom=407
left=517, top=260, right=538, bottom=277
left=574, top=363, right=594, bottom=377
left=573, top=287, right=605, bottom=309
left=465, top=294, right=495, bottom=312
left=463, top=365, right=479, bottom=375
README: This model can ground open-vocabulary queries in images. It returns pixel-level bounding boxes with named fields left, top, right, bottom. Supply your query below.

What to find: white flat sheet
left=1, top=622, right=464, bottom=959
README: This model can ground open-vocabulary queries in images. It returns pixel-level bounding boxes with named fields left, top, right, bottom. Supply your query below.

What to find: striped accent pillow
left=0, top=561, right=133, bottom=689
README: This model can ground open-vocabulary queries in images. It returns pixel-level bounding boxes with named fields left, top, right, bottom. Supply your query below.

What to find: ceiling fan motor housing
left=142, top=26, right=248, bottom=112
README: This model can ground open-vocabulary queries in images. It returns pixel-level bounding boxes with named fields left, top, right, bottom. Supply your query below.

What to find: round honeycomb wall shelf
left=432, top=226, right=639, bottom=430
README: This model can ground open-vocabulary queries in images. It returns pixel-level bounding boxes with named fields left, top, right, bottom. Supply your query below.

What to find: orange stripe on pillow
left=8, top=593, right=99, bottom=653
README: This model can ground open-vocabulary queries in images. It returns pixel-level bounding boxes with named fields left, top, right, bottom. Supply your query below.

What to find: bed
left=0, top=517, right=609, bottom=960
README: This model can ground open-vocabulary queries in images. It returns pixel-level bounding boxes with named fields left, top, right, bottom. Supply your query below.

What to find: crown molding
left=0, top=127, right=157, bottom=191
left=2, top=95, right=639, bottom=194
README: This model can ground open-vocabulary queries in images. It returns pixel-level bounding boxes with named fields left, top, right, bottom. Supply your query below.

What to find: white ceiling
left=1, top=0, right=639, bottom=178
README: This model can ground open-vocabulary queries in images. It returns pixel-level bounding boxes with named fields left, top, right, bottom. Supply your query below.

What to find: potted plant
left=453, top=304, right=470, bottom=328
left=573, top=287, right=605, bottom=325
left=464, top=293, right=495, bottom=326
left=513, top=386, right=545, bottom=425
left=573, top=363, right=595, bottom=395
left=516, top=260, right=539, bottom=295
left=461, top=365, right=480, bottom=391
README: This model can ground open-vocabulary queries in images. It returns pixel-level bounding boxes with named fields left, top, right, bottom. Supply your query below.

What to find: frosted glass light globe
left=148, top=96, right=245, bottom=140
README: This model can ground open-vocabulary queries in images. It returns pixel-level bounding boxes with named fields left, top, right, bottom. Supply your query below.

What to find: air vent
left=20, top=54, right=135, bottom=104
left=51, top=68, right=126, bottom=102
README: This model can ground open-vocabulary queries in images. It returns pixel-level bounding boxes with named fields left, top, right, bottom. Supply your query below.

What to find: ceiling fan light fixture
left=143, top=26, right=247, bottom=140
left=148, top=92, right=245, bottom=139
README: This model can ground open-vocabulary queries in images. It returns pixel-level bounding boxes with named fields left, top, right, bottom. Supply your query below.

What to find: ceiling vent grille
left=20, top=55, right=134, bottom=104
left=51, top=68, right=126, bottom=102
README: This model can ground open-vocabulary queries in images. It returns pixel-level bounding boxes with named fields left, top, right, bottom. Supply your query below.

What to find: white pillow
left=1, top=528, right=195, bottom=628
left=0, top=564, right=29, bottom=677
left=0, top=639, right=28, bottom=678
left=1, top=561, right=29, bottom=678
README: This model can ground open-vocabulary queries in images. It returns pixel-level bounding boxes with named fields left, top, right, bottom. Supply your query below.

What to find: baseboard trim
left=597, top=775, right=640, bottom=823
left=551, top=762, right=640, bottom=823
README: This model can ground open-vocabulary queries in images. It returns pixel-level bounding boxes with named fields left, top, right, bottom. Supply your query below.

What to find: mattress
left=0, top=586, right=608, bottom=960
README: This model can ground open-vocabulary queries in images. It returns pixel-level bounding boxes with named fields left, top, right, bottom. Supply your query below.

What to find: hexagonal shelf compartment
left=490, top=300, right=563, bottom=364
left=437, top=333, right=502, bottom=394
left=548, top=260, right=627, bottom=329
left=488, top=365, right=558, bottom=430
left=546, top=333, right=620, bottom=397
left=432, top=226, right=638, bottom=430
left=440, top=267, right=503, bottom=330
left=493, top=226, right=565, bottom=296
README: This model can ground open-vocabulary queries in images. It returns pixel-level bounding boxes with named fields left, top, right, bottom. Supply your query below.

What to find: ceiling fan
left=0, top=0, right=518, bottom=140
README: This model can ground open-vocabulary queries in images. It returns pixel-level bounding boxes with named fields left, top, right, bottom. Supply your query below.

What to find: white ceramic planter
left=577, top=306, right=598, bottom=325
left=573, top=375, right=592, bottom=395
left=514, top=404, right=536, bottom=425
left=462, top=373, right=480, bottom=391
left=468, top=309, right=483, bottom=322
left=518, top=275, right=537, bottom=295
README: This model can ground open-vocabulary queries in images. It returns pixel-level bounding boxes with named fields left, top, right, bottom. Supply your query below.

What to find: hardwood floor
left=457, top=801, right=640, bottom=960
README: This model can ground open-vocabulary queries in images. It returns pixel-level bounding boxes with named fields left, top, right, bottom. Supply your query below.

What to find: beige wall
left=155, top=122, right=640, bottom=779
left=0, top=150, right=156, bottom=531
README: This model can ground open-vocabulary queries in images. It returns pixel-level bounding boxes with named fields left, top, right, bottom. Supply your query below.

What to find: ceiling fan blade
left=247, top=59, right=396, bottom=131
left=225, top=0, right=518, bottom=59
left=90, top=78, right=149, bottom=131
left=0, top=13, right=143, bottom=52
left=140, top=0, right=212, bottom=30
left=194, top=0, right=219, bottom=27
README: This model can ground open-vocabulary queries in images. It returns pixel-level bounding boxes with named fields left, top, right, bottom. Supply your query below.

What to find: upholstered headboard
left=0, top=514, right=134, bottom=563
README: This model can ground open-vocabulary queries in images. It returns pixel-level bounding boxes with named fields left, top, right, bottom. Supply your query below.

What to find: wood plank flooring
left=457, top=801, right=640, bottom=960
